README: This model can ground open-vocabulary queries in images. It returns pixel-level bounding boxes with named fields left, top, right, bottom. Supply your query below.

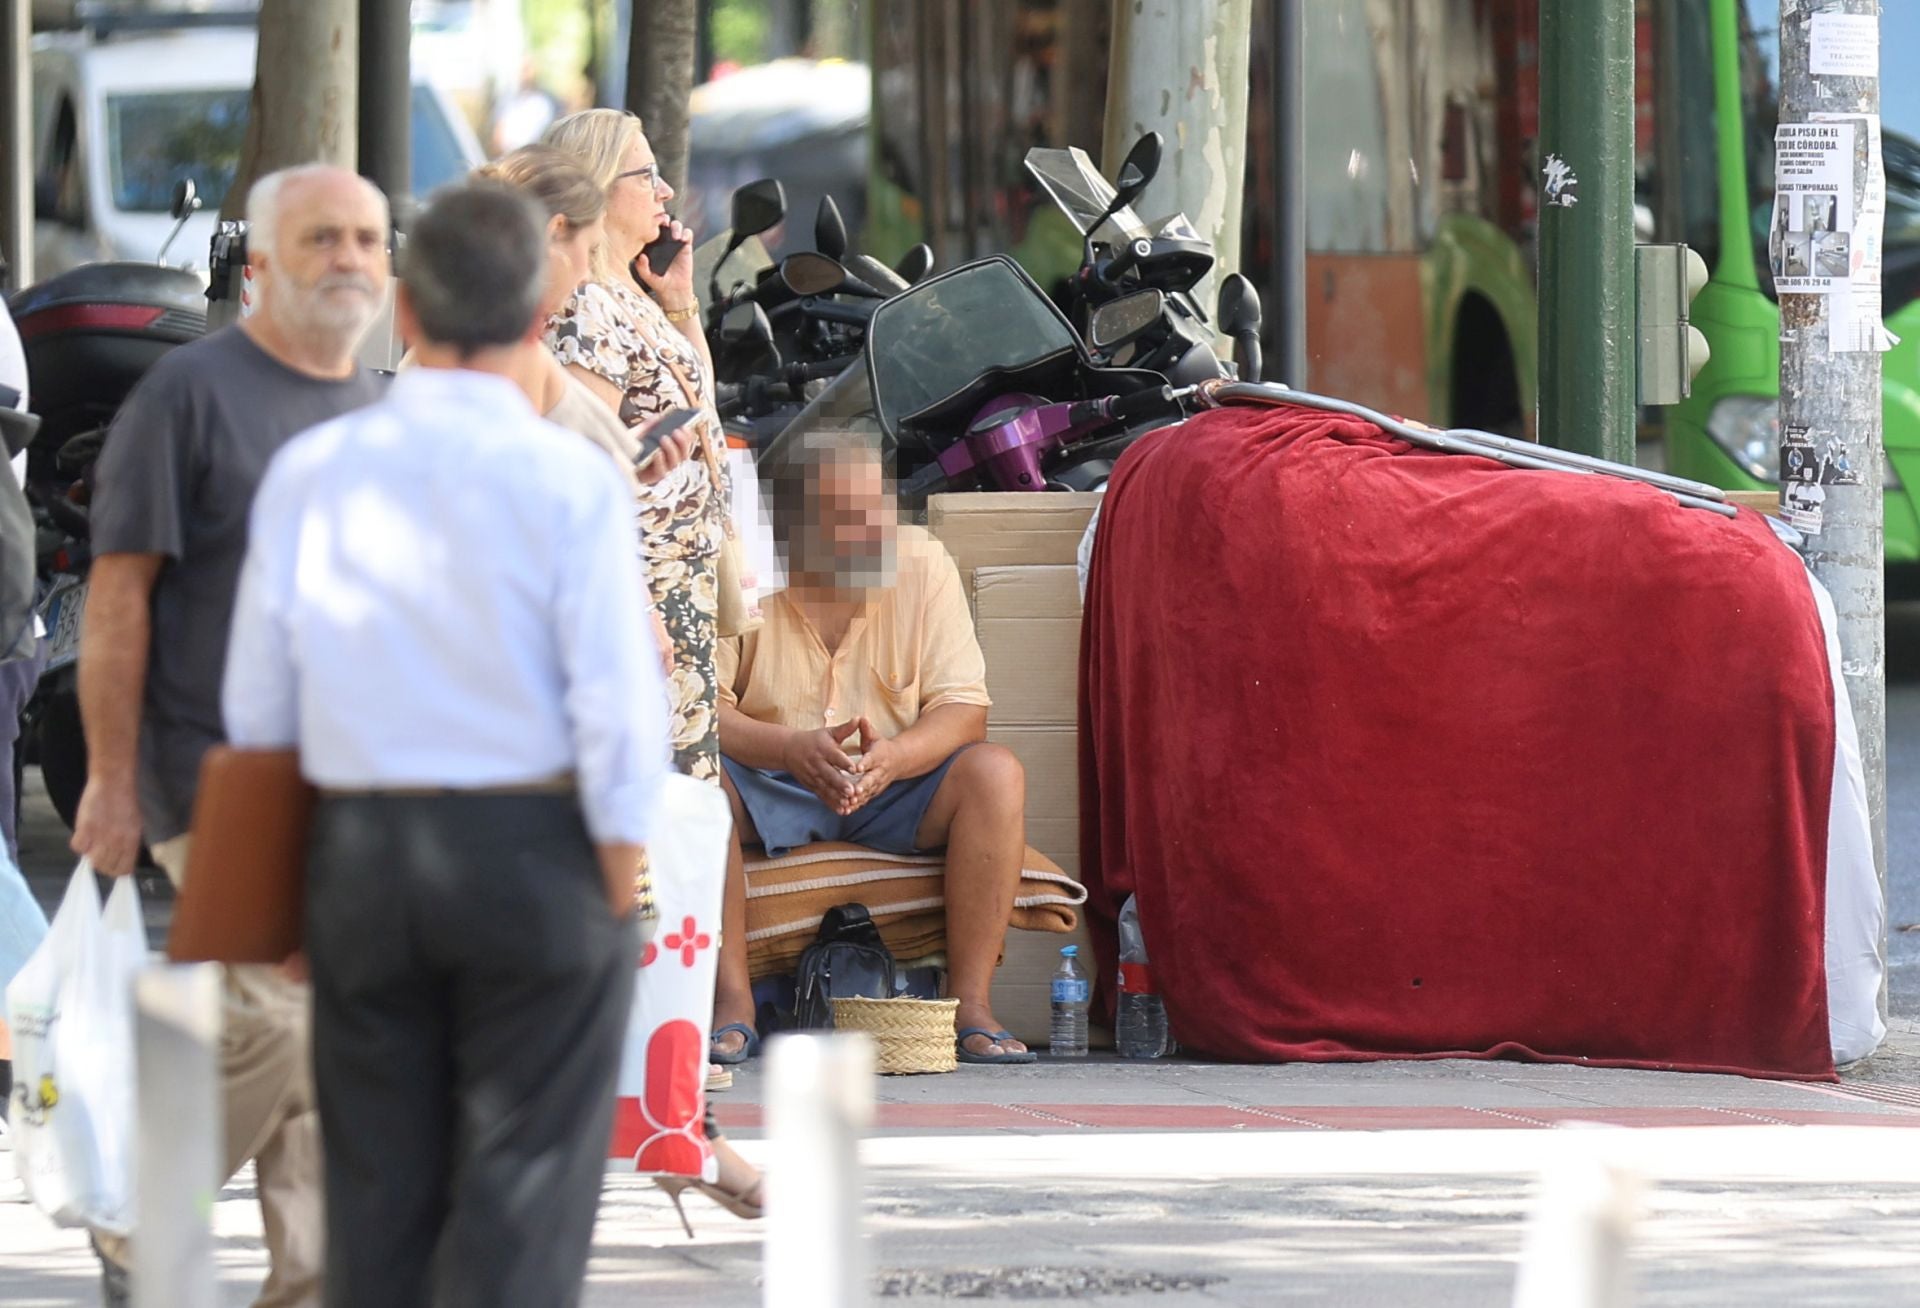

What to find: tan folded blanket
left=742, top=842, right=1086, bottom=980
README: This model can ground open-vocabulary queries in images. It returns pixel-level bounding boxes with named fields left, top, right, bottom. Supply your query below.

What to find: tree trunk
left=1101, top=0, right=1253, bottom=336
left=626, top=0, right=698, bottom=198
left=219, top=0, right=357, bottom=221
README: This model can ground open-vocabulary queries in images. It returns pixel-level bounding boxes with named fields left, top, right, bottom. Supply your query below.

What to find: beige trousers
left=94, top=836, right=324, bottom=1308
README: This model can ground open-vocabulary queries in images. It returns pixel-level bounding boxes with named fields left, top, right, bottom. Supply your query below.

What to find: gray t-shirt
left=91, top=326, right=387, bottom=841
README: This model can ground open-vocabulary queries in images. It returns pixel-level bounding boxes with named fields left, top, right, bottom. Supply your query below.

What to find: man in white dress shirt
left=223, top=182, right=669, bottom=1308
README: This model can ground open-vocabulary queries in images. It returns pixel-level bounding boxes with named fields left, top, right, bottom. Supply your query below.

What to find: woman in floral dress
left=543, top=109, right=727, bottom=784
left=541, top=108, right=763, bottom=1228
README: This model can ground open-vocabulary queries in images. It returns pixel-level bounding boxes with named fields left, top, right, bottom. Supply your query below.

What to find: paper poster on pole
left=1811, top=112, right=1900, bottom=354
left=1809, top=13, right=1878, bottom=79
left=1769, top=122, right=1855, bottom=293
left=1782, top=482, right=1827, bottom=536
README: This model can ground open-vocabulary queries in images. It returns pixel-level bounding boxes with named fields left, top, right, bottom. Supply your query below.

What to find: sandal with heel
left=652, top=1172, right=766, bottom=1238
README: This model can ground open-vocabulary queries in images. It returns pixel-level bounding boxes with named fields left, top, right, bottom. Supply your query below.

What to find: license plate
left=40, top=578, right=87, bottom=672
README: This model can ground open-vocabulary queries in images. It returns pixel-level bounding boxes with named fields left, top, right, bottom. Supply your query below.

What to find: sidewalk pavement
left=5, top=1026, right=1920, bottom=1307
left=10, top=772, right=1920, bottom=1303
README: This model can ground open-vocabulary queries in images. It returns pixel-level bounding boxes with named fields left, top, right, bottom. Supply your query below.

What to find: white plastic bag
left=4, top=861, right=147, bottom=1234
left=608, top=774, right=733, bottom=1181
left=726, top=444, right=785, bottom=599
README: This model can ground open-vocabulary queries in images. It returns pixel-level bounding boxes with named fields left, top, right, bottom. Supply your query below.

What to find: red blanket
left=1078, top=403, right=1837, bottom=1080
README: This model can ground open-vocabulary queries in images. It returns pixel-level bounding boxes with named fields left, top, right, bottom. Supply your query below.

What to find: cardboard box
left=974, top=565, right=1083, bottom=727
left=991, top=724, right=1079, bottom=878
left=928, top=492, right=1100, bottom=602
left=928, top=495, right=1106, bottom=1046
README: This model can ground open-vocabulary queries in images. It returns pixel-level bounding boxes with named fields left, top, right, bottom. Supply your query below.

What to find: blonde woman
left=542, top=109, right=728, bottom=785
left=475, top=146, right=690, bottom=669
left=533, top=115, right=763, bottom=1227
left=478, top=147, right=695, bottom=485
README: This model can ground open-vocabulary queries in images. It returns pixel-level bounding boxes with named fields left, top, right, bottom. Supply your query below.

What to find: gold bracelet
left=664, top=304, right=699, bottom=323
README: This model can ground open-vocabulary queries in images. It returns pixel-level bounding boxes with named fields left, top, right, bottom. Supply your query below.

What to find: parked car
left=685, top=58, right=869, bottom=263
left=29, top=22, right=485, bottom=277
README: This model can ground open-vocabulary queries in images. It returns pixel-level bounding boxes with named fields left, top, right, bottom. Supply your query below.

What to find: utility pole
left=358, top=0, right=411, bottom=216
left=1100, top=0, right=1254, bottom=328
left=1777, top=0, right=1886, bottom=1017
left=1, top=0, right=32, bottom=290
left=626, top=0, right=698, bottom=197
left=220, top=0, right=358, bottom=221
left=1535, top=1, right=1635, bottom=464
left=1268, top=0, right=1306, bottom=387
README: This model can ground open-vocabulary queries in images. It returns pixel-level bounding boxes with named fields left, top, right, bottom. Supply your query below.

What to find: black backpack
left=794, top=904, right=898, bottom=1030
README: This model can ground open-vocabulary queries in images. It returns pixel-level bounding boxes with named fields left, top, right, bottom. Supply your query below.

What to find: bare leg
left=712, top=769, right=760, bottom=1058
left=914, top=745, right=1028, bottom=1057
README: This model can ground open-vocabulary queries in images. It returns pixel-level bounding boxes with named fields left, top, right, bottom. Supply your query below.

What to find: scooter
left=6, top=181, right=209, bottom=835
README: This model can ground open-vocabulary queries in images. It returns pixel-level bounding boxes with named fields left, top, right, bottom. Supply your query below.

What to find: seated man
left=710, top=429, right=1035, bottom=1064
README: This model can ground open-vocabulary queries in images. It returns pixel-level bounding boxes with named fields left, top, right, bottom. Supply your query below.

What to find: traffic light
left=1635, top=243, right=1712, bottom=406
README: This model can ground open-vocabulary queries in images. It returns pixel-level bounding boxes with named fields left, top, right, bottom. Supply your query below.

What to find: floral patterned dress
left=547, top=278, right=731, bottom=785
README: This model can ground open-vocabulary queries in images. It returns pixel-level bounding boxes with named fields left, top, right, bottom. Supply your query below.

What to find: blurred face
left=798, top=449, right=897, bottom=591
left=258, top=172, right=389, bottom=351
left=543, top=213, right=602, bottom=319
left=605, top=133, right=673, bottom=260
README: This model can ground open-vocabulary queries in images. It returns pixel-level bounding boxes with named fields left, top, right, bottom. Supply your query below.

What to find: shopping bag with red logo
left=608, top=772, right=731, bottom=1181
left=5, top=861, right=146, bottom=1234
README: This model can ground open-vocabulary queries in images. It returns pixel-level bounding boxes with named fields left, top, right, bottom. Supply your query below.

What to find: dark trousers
left=305, top=793, right=636, bottom=1308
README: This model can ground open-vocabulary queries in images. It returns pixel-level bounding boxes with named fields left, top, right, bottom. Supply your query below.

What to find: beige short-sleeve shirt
left=716, top=527, right=991, bottom=740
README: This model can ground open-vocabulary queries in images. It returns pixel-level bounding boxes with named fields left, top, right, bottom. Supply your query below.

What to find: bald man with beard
left=73, top=164, right=392, bottom=1308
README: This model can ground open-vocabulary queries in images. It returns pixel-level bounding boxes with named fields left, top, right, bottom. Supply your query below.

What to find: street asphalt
left=3, top=598, right=1919, bottom=1305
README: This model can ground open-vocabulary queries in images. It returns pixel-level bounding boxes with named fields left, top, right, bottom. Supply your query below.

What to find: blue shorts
left=721, top=744, right=975, bottom=858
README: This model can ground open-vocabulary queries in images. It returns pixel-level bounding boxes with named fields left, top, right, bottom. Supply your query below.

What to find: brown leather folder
left=167, top=746, right=315, bottom=964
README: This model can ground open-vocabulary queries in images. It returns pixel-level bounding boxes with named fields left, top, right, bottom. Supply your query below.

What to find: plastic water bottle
left=1049, top=945, right=1091, bottom=1057
left=1115, top=895, right=1171, bottom=1059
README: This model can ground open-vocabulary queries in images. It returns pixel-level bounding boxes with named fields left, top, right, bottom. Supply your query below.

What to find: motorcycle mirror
left=815, top=195, right=849, bottom=261
left=1217, top=273, right=1265, bottom=383
left=1088, top=288, right=1166, bottom=352
left=711, top=179, right=789, bottom=305
left=720, top=300, right=773, bottom=349
left=169, top=178, right=200, bottom=222
left=1114, top=132, right=1162, bottom=207
left=157, top=177, right=204, bottom=264
left=732, top=179, right=787, bottom=240
left=781, top=250, right=846, bottom=298
left=1217, top=273, right=1263, bottom=336
left=895, top=243, right=935, bottom=285
left=1087, top=131, right=1164, bottom=279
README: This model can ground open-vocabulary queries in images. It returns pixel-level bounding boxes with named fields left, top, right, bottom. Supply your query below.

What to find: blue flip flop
left=956, top=1027, right=1037, bottom=1064
left=710, top=1022, right=761, bottom=1065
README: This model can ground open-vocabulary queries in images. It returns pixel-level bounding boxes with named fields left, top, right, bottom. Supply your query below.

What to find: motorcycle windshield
left=695, top=230, right=775, bottom=309
left=867, top=258, right=1081, bottom=435
left=1024, top=147, right=1150, bottom=243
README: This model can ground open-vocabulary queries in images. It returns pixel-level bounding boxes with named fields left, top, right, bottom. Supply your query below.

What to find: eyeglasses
left=615, top=164, right=668, bottom=195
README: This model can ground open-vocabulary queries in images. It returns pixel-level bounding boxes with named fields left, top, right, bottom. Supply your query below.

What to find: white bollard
left=133, top=964, right=222, bottom=1308
left=1511, top=1128, right=1644, bottom=1308
left=763, top=1031, right=876, bottom=1308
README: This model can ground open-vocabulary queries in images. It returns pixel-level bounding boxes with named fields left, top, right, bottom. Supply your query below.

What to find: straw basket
left=829, top=996, right=960, bottom=1075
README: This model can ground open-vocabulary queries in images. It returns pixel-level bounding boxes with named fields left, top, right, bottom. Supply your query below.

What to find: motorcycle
left=814, top=131, right=1264, bottom=503
left=700, top=178, right=933, bottom=453
left=7, top=181, right=209, bottom=835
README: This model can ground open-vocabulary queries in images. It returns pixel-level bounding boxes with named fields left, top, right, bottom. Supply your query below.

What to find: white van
left=30, top=23, right=485, bottom=277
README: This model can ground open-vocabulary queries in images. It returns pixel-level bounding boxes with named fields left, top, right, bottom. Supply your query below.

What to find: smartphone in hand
left=635, top=407, right=703, bottom=468
left=636, top=232, right=688, bottom=280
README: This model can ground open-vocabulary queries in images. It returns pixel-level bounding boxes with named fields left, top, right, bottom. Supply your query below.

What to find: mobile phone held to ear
left=637, top=232, right=688, bottom=281
left=635, top=407, right=703, bottom=468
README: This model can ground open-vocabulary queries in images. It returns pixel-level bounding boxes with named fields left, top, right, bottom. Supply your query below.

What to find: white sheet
left=1807, top=569, right=1887, bottom=1064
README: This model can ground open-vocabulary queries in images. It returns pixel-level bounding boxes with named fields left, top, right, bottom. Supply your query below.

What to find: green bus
left=860, top=0, right=1920, bottom=559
